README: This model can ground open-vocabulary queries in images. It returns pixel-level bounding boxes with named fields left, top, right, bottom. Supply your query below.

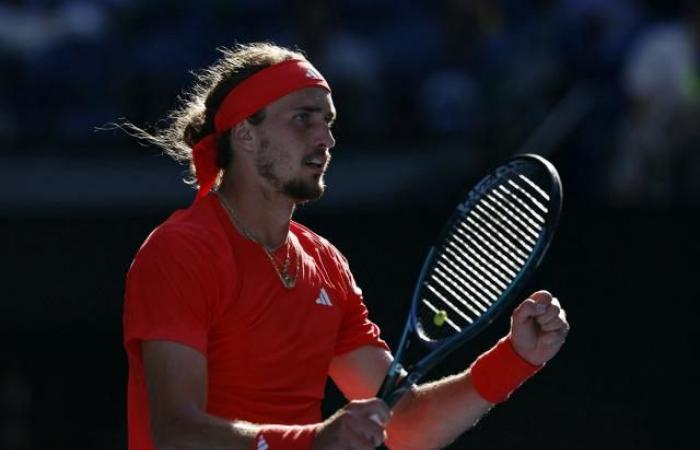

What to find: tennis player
left=122, top=42, right=570, bottom=450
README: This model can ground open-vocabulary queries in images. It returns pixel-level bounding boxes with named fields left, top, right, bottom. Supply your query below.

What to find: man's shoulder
left=291, top=221, right=335, bottom=251
left=291, top=220, right=351, bottom=269
left=136, top=197, right=227, bottom=262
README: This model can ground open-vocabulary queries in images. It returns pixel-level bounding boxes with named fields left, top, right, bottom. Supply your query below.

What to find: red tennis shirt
left=123, top=194, right=389, bottom=450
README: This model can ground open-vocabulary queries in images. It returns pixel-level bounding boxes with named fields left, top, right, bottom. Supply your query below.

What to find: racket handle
left=384, top=386, right=410, bottom=409
left=376, top=373, right=396, bottom=401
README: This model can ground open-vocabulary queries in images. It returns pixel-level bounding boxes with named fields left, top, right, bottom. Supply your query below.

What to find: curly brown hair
left=117, top=42, right=307, bottom=187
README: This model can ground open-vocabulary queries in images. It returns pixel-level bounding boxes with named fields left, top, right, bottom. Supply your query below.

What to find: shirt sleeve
left=331, top=250, right=390, bottom=356
left=123, top=227, right=225, bottom=357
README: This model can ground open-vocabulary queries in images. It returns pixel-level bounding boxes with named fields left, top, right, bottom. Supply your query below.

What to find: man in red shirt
left=123, top=42, right=570, bottom=450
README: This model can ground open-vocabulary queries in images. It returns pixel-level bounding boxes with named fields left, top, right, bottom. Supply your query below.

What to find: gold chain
left=216, top=192, right=299, bottom=289
left=263, top=245, right=299, bottom=289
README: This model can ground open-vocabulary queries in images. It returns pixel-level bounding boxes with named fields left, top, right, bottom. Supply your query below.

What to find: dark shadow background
left=2, top=0, right=699, bottom=448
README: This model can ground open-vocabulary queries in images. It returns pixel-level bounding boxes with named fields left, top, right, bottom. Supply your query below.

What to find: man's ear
left=232, top=121, right=255, bottom=152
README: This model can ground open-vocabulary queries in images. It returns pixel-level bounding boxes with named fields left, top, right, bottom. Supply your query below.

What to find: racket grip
left=384, top=385, right=410, bottom=409
left=376, top=371, right=400, bottom=402
left=377, top=364, right=417, bottom=409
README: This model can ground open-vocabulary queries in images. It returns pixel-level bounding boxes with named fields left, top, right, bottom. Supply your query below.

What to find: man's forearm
left=151, top=409, right=259, bottom=450
left=385, top=370, right=492, bottom=450
left=152, top=409, right=319, bottom=450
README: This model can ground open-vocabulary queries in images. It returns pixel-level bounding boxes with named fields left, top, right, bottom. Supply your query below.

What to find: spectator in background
left=0, top=1, right=105, bottom=56
left=550, top=0, right=645, bottom=198
left=610, top=0, right=700, bottom=204
left=0, top=0, right=114, bottom=152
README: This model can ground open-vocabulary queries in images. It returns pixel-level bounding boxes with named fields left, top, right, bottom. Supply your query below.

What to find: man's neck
left=216, top=180, right=294, bottom=251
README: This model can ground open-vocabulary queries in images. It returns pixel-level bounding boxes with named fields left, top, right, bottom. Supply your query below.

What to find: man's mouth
left=304, top=154, right=329, bottom=170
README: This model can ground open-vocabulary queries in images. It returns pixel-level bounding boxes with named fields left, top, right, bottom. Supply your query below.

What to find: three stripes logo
left=315, top=288, right=333, bottom=306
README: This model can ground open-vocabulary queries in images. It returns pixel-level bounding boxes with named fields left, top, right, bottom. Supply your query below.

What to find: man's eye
left=295, top=113, right=310, bottom=123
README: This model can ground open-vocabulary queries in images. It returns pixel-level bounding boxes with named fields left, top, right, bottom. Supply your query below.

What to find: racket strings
left=439, top=247, right=504, bottom=306
left=490, top=189, right=541, bottom=239
left=451, top=226, right=525, bottom=283
left=437, top=251, right=501, bottom=304
left=466, top=212, right=529, bottom=263
left=419, top=168, right=552, bottom=340
left=432, top=265, right=488, bottom=315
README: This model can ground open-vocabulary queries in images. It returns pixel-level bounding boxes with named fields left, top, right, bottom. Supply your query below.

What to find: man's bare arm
left=143, top=340, right=389, bottom=450
left=142, top=340, right=259, bottom=450
left=329, top=346, right=491, bottom=450
left=330, top=291, right=569, bottom=450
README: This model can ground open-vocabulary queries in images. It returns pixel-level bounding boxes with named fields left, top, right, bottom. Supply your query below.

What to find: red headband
left=192, top=59, right=331, bottom=200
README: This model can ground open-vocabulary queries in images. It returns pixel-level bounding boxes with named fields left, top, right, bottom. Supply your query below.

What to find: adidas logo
left=315, top=288, right=333, bottom=306
left=256, top=435, right=269, bottom=450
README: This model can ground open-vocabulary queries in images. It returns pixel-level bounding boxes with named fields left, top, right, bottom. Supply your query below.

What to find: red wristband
left=470, top=336, right=542, bottom=404
left=252, top=425, right=317, bottom=450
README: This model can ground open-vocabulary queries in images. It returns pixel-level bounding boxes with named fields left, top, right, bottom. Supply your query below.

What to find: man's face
left=251, top=87, right=336, bottom=203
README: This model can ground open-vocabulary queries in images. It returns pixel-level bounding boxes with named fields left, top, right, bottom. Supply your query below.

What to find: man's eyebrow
left=294, top=105, right=336, bottom=121
left=294, top=105, right=323, bottom=113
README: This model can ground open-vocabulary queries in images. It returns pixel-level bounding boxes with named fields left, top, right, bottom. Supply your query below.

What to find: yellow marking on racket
left=433, top=309, right=448, bottom=327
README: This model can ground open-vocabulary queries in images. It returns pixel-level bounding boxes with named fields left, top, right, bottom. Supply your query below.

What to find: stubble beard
left=254, top=139, right=326, bottom=203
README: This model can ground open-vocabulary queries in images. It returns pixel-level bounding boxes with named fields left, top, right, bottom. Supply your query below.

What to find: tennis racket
left=375, top=153, right=563, bottom=410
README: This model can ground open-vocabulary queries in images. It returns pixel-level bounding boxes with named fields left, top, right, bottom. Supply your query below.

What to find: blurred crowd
left=0, top=0, right=698, bottom=205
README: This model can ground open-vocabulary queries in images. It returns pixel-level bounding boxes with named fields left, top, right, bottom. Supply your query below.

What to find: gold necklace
left=263, top=244, right=298, bottom=289
left=216, top=192, right=299, bottom=289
